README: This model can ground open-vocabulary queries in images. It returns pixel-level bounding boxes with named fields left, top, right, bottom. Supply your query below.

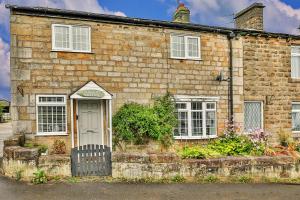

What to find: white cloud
left=0, top=37, right=10, bottom=88
left=185, top=0, right=300, bottom=34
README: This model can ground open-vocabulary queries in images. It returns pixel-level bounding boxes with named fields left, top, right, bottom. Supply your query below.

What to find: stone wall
left=243, top=36, right=300, bottom=140
left=2, top=147, right=71, bottom=180
left=112, top=152, right=300, bottom=180
left=10, top=12, right=244, bottom=143
left=1, top=135, right=71, bottom=180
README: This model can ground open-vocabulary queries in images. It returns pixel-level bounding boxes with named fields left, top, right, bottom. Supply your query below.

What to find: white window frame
left=52, top=24, right=91, bottom=53
left=244, top=101, right=264, bottom=133
left=292, top=102, right=300, bottom=133
left=36, top=95, right=68, bottom=136
left=170, top=34, right=201, bottom=60
left=291, top=46, right=300, bottom=79
left=174, top=101, right=217, bottom=140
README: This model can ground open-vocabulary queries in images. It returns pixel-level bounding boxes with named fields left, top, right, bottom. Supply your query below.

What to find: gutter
left=6, top=4, right=300, bottom=39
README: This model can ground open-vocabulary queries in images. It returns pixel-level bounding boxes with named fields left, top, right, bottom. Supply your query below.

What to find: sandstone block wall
left=243, top=36, right=300, bottom=140
left=235, top=6, right=264, bottom=31
left=112, top=153, right=300, bottom=180
left=10, top=12, right=244, bottom=145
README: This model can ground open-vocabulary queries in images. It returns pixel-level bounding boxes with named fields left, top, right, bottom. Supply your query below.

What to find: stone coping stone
left=112, top=153, right=297, bottom=166
left=3, top=134, right=25, bottom=147
left=39, top=154, right=70, bottom=164
left=112, top=152, right=180, bottom=163
left=3, top=146, right=38, bottom=161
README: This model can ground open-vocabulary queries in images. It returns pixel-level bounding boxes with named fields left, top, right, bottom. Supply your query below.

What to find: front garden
left=112, top=93, right=300, bottom=160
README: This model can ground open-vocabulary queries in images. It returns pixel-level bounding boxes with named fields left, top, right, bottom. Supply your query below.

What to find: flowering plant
left=248, top=129, right=270, bottom=145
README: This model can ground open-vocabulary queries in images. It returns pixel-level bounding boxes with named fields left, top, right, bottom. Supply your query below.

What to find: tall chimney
left=173, top=3, right=190, bottom=23
left=234, top=3, right=265, bottom=31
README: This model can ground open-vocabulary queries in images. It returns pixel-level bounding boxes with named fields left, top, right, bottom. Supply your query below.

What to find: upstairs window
left=244, top=101, right=263, bottom=132
left=174, top=101, right=217, bottom=139
left=52, top=24, right=91, bottom=52
left=292, top=102, right=300, bottom=132
left=36, top=95, right=67, bottom=135
left=171, top=35, right=201, bottom=59
left=291, top=46, right=300, bottom=78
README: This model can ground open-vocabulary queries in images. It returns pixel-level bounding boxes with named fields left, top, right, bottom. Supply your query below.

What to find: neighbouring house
left=5, top=2, right=300, bottom=154
left=0, top=99, right=10, bottom=122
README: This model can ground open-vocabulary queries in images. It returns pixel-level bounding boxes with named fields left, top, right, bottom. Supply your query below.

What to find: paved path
left=0, top=176, right=300, bottom=200
left=0, top=122, right=13, bottom=157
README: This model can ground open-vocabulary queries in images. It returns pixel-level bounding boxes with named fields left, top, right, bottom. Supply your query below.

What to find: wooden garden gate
left=71, top=145, right=112, bottom=176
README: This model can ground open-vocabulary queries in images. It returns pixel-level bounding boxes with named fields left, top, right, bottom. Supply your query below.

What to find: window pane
left=244, top=102, right=262, bottom=132
left=206, top=111, right=216, bottom=135
left=54, top=26, right=69, bottom=49
left=192, top=111, right=203, bottom=136
left=174, top=111, right=188, bottom=136
left=73, top=26, right=90, bottom=51
left=292, top=46, right=300, bottom=54
left=293, top=104, right=300, bottom=110
left=171, top=36, right=185, bottom=58
left=292, top=56, right=300, bottom=78
left=176, top=103, right=187, bottom=109
left=187, top=37, right=199, bottom=58
left=292, top=111, right=300, bottom=132
left=37, top=105, right=66, bottom=133
left=192, top=102, right=202, bottom=110
left=206, top=103, right=215, bottom=110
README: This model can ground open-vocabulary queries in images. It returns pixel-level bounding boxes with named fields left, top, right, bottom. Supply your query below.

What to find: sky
left=0, top=0, right=300, bottom=101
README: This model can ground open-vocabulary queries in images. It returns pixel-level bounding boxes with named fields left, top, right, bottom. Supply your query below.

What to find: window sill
left=288, top=78, right=300, bottom=83
left=170, top=57, right=203, bottom=61
left=36, top=133, right=68, bottom=136
left=174, top=135, right=218, bottom=140
left=51, top=50, right=94, bottom=54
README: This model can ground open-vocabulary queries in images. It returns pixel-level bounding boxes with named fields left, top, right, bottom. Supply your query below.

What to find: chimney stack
left=173, top=3, right=190, bottom=23
left=234, top=3, right=265, bottom=31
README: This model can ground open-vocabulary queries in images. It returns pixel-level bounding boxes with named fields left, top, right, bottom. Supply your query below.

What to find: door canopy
left=70, top=81, right=112, bottom=100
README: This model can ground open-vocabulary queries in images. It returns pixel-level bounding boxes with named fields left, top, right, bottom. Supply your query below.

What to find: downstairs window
left=174, top=101, right=217, bottom=139
left=36, top=95, right=67, bottom=135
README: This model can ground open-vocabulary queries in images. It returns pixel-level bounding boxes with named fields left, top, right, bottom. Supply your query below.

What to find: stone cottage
left=5, top=3, right=300, bottom=152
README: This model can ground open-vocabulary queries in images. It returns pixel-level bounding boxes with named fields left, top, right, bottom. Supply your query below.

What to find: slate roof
left=5, top=4, right=300, bottom=39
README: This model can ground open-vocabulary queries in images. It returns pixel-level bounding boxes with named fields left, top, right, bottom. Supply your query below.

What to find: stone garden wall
left=112, top=152, right=300, bottom=180
left=1, top=135, right=71, bottom=180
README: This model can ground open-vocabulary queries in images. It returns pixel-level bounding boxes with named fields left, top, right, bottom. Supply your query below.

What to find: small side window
left=244, top=101, right=263, bottom=132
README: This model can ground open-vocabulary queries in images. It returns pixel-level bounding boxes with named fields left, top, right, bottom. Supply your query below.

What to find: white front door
left=78, top=100, right=102, bottom=146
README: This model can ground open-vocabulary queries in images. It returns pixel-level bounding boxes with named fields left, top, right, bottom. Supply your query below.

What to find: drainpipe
left=228, top=32, right=235, bottom=125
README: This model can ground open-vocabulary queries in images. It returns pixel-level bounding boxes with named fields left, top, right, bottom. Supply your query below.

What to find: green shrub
left=113, top=93, right=176, bottom=147
left=171, top=175, right=185, bottom=183
left=15, top=170, right=23, bottom=181
left=152, top=93, right=177, bottom=148
left=208, top=134, right=255, bottom=156
left=178, top=132, right=266, bottom=159
left=238, top=175, right=253, bottom=183
left=32, top=169, right=47, bottom=184
left=203, top=175, right=218, bottom=183
left=179, top=146, right=221, bottom=159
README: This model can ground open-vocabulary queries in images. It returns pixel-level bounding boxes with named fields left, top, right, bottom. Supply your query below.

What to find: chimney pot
left=173, top=3, right=190, bottom=23
left=234, top=3, right=265, bottom=31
